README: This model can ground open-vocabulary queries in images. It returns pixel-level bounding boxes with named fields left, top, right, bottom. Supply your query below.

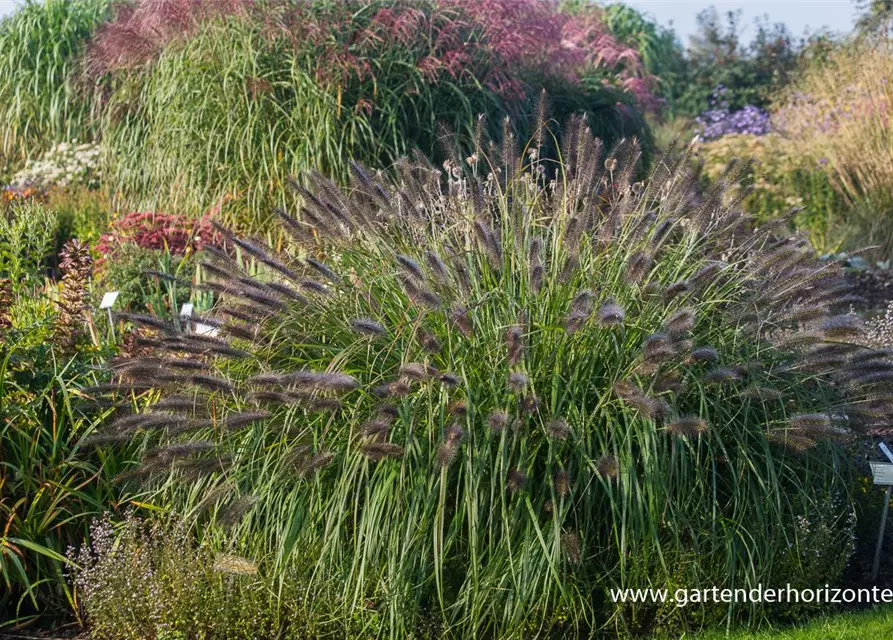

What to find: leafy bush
left=96, top=243, right=197, bottom=314
left=0, top=206, right=129, bottom=625
left=0, top=0, right=110, bottom=172
left=0, top=201, right=58, bottom=287
left=675, top=8, right=804, bottom=116
left=774, top=40, right=893, bottom=257
left=86, top=122, right=880, bottom=636
left=74, top=514, right=370, bottom=640
left=695, top=133, right=846, bottom=252
left=96, top=211, right=218, bottom=258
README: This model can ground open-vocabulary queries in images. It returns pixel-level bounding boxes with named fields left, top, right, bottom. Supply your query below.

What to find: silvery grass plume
left=92, top=118, right=886, bottom=637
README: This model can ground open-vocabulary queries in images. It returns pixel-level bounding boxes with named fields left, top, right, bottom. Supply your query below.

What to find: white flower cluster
left=865, top=300, right=893, bottom=349
left=12, top=140, right=102, bottom=190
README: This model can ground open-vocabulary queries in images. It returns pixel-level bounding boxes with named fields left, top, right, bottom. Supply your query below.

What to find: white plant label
left=99, top=291, right=119, bottom=309
left=180, top=303, right=194, bottom=319
left=195, top=322, right=219, bottom=337
left=871, top=462, right=893, bottom=486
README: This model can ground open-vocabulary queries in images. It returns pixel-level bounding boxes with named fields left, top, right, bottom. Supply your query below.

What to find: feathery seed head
left=396, top=254, right=425, bottom=280
left=399, top=363, right=430, bottom=380
left=507, top=470, right=527, bottom=494
left=665, top=307, right=696, bottom=337
left=596, top=455, right=619, bottom=479
left=488, top=410, right=510, bottom=432
left=704, top=367, right=741, bottom=385
left=547, top=418, right=571, bottom=440
left=690, top=346, right=719, bottom=363
left=522, top=394, right=541, bottom=413
left=506, top=324, right=524, bottom=365
left=553, top=469, right=571, bottom=497
left=507, top=372, right=530, bottom=392
left=417, top=329, right=442, bottom=354
left=361, top=441, right=404, bottom=461
left=351, top=317, right=387, bottom=336
left=625, top=251, right=653, bottom=284
left=667, top=417, right=708, bottom=438
left=597, top=298, right=625, bottom=327
left=451, top=304, right=474, bottom=337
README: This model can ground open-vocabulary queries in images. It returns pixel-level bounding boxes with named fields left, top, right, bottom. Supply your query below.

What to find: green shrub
left=74, top=514, right=379, bottom=640
left=673, top=8, right=804, bottom=116
left=694, top=133, right=848, bottom=253
left=0, top=207, right=130, bottom=625
left=96, top=244, right=196, bottom=315
left=89, top=122, right=875, bottom=637
left=0, top=201, right=58, bottom=287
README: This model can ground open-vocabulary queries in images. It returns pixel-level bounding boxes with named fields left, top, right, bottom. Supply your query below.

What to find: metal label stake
left=870, top=442, right=893, bottom=581
left=99, top=291, right=119, bottom=342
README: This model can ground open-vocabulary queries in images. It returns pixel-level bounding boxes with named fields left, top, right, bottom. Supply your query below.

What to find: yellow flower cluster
left=694, top=133, right=806, bottom=212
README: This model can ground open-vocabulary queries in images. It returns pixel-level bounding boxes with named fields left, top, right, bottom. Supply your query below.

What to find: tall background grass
left=0, top=0, right=655, bottom=231
left=774, top=39, right=893, bottom=255
left=0, top=0, right=109, bottom=173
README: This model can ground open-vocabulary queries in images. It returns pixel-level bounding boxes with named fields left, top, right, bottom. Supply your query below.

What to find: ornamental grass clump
left=89, top=0, right=653, bottom=229
left=0, top=0, right=110, bottom=169
left=774, top=40, right=893, bottom=255
left=92, top=119, right=883, bottom=636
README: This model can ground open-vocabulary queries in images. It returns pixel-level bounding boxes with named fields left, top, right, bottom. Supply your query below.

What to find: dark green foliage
left=676, top=8, right=802, bottom=115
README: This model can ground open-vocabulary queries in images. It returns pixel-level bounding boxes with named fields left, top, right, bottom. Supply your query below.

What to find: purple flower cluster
left=696, top=104, right=771, bottom=140
left=695, top=87, right=771, bottom=140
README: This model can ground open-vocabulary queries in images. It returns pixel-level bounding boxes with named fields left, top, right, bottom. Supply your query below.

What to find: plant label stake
left=870, top=442, right=893, bottom=581
left=180, top=302, right=194, bottom=333
left=99, top=291, right=119, bottom=341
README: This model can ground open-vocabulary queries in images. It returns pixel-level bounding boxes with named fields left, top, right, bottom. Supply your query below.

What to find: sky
left=606, top=1, right=860, bottom=44
left=0, top=0, right=862, bottom=43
